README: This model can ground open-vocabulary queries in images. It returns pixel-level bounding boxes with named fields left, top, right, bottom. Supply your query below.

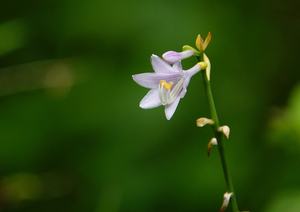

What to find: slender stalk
left=198, top=55, right=239, bottom=212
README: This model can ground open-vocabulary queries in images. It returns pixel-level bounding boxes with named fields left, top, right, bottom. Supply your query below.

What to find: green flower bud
left=182, top=45, right=199, bottom=56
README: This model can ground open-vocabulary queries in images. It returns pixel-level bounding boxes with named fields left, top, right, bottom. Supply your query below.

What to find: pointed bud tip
left=202, top=32, right=212, bottom=50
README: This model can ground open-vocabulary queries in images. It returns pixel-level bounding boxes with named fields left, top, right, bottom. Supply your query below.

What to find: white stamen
left=158, top=78, right=183, bottom=105
left=169, top=78, right=183, bottom=102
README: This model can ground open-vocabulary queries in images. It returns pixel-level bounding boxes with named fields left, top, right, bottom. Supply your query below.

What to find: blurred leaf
left=1, top=172, right=43, bottom=203
left=265, top=189, right=300, bottom=212
left=0, top=19, right=28, bottom=56
left=267, top=83, right=300, bottom=153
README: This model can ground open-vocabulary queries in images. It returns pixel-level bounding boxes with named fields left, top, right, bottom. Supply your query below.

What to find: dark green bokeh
left=0, top=0, right=299, bottom=211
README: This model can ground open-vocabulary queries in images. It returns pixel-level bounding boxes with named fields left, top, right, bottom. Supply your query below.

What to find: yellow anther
left=159, top=80, right=173, bottom=90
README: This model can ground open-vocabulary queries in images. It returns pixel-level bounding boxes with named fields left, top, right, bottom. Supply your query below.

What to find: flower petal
left=133, top=73, right=182, bottom=89
left=162, top=51, right=181, bottom=64
left=183, top=76, right=191, bottom=93
left=202, top=32, right=211, bottom=50
left=151, top=54, right=175, bottom=74
left=164, top=95, right=181, bottom=120
left=172, top=61, right=184, bottom=75
left=196, top=34, right=203, bottom=51
left=183, top=63, right=201, bottom=79
left=179, top=84, right=188, bottom=98
left=140, top=89, right=161, bottom=109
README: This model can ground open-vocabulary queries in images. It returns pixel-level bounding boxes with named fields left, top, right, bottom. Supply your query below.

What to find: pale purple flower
left=162, top=50, right=194, bottom=64
left=132, top=54, right=202, bottom=120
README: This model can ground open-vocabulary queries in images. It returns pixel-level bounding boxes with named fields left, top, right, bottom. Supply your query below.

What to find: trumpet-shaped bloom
left=132, top=54, right=202, bottom=120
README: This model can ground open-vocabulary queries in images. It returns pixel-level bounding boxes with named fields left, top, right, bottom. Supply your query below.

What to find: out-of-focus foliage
left=267, top=84, right=300, bottom=153
left=264, top=189, right=300, bottom=212
left=0, top=0, right=299, bottom=212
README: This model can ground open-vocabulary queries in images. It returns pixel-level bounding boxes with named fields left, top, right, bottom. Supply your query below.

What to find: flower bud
left=162, top=50, right=194, bottom=64
left=218, top=125, right=230, bottom=139
left=195, top=32, right=211, bottom=52
left=196, top=34, right=204, bottom=52
left=196, top=117, right=214, bottom=127
left=220, top=192, right=233, bottom=212
left=182, top=45, right=199, bottom=56
left=207, top=138, right=218, bottom=157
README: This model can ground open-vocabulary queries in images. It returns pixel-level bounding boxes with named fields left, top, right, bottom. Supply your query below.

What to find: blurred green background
left=0, top=0, right=299, bottom=211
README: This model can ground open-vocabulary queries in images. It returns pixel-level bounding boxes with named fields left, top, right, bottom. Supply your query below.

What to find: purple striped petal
left=183, top=76, right=191, bottom=94
left=164, top=95, right=181, bottom=120
left=183, top=63, right=201, bottom=79
left=151, top=54, right=175, bottom=74
left=132, top=73, right=182, bottom=89
left=172, top=61, right=184, bottom=75
left=162, top=50, right=194, bottom=64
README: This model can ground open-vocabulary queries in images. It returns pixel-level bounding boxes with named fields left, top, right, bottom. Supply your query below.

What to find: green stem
left=198, top=55, right=239, bottom=212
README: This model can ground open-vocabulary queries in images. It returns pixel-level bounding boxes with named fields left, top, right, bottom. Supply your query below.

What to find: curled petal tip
left=207, top=138, right=218, bottom=157
left=218, top=125, right=230, bottom=139
left=220, top=192, right=233, bottom=212
left=196, top=117, right=214, bottom=127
